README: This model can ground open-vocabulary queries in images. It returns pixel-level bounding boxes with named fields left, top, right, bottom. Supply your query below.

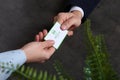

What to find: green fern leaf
left=11, top=65, right=57, bottom=80
left=37, top=71, right=43, bottom=80
left=43, top=71, right=47, bottom=80
left=83, top=19, right=119, bottom=80
left=53, top=60, right=74, bottom=80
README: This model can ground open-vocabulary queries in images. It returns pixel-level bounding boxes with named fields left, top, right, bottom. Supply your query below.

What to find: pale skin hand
left=54, top=10, right=82, bottom=36
left=21, top=29, right=55, bottom=63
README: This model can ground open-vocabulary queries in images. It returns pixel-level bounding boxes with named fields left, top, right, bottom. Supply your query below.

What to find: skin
left=54, top=10, right=82, bottom=36
left=21, top=29, right=55, bottom=63
left=20, top=10, right=82, bottom=63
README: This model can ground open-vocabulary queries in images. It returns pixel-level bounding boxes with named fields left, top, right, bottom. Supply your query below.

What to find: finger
left=41, top=40, right=55, bottom=48
left=39, top=60, right=46, bottom=63
left=56, top=13, right=73, bottom=25
left=43, top=29, right=48, bottom=37
left=54, top=16, right=57, bottom=23
left=68, top=25, right=76, bottom=31
left=68, top=31, right=74, bottom=36
left=39, top=32, right=43, bottom=41
left=46, top=47, right=55, bottom=56
left=35, top=35, right=40, bottom=41
left=61, top=17, right=77, bottom=30
left=56, top=13, right=64, bottom=24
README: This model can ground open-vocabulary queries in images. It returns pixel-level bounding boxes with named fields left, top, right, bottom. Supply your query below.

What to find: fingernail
left=61, top=25, right=66, bottom=30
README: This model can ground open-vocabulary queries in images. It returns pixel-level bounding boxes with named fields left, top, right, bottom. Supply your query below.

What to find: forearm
left=0, top=49, right=26, bottom=80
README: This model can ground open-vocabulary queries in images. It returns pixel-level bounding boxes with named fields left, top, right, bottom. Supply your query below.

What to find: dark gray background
left=0, top=0, right=120, bottom=80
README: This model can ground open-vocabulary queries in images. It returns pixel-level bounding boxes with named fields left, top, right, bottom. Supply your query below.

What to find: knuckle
left=58, top=13, right=65, bottom=18
left=45, top=55, right=50, bottom=60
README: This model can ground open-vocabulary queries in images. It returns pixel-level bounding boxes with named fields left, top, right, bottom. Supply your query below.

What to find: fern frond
left=12, top=65, right=56, bottom=80
left=83, top=19, right=119, bottom=80
left=53, top=60, right=74, bottom=80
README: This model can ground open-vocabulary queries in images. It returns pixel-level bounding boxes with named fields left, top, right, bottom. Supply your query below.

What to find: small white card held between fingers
left=44, top=22, right=68, bottom=49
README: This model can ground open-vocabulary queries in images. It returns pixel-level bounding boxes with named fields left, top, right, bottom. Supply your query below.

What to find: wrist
left=21, top=48, right=31, bottom=63
left=70, top=6, right=84, bottom=18
left=71, top=10, right=83, bottom=20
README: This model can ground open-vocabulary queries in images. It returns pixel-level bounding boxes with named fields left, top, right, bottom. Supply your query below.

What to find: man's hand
left=54, top=10, right=82, bottom=36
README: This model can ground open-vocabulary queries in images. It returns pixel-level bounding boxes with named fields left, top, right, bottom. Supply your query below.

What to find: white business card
left=44, top=22, right=68, bottom=49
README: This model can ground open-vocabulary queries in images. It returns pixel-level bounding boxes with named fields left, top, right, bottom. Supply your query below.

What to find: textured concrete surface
left=0, top=0, right=120, bottom=80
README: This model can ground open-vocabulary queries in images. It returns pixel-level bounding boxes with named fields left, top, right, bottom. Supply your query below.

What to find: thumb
left=41, top=40, right=55, bottom=48
left=46, top=47, right=55, bottom=55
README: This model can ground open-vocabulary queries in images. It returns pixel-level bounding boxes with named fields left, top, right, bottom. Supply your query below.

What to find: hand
left=54, top=10, right=82, bottom=36
left=35, top=29, right=48, bottom=42
left=21, top=29, right=55, bottom=63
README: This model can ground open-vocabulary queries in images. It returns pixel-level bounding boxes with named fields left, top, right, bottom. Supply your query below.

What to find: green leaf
left=37, top=71, right=43, bottom=80
left=20, top=65, right=25, bottom=72
left=43, top=71, right=47, bottom=80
